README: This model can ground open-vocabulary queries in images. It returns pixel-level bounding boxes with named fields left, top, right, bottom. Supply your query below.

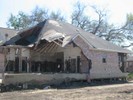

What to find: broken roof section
left=5, top=21, right=46, bottom=46
left=4, top=19, right=132, bottom=53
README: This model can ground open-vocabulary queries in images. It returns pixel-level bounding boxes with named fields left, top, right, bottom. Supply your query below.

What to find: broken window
left=102, top=54, right=107, bottom=63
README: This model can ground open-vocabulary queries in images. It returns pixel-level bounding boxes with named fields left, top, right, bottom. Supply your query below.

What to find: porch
left=4, top=41, right=91, bottom=74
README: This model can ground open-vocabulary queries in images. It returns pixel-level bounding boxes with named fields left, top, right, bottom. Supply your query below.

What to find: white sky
left=0, top=0, right=133, bottom=28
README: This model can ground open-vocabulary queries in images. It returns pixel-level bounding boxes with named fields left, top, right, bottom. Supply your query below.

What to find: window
left=102, top=54, right=107, bottom=63
left=102, top=58, right=106, bottom=63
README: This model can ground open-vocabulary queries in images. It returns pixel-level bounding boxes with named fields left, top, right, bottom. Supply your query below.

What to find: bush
left=127, top=73, right=133, bottom=81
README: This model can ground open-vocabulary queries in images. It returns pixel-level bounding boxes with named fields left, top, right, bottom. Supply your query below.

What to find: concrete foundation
left=2, top=73, right=87, bottom=85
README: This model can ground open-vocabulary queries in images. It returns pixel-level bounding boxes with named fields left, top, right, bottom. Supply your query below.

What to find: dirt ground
left=0, top=81, right=133, bottom=100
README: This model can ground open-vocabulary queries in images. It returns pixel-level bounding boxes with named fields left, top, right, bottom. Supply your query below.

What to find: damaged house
left=0, top=20, right=132, bottom=86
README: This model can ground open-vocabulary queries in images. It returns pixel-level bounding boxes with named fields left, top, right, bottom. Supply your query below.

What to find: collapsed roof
left=4, top=19, right=132, bottom=53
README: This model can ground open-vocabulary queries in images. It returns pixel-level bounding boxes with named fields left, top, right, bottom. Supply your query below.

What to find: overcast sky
left=0, top=0, right=133, bottom=28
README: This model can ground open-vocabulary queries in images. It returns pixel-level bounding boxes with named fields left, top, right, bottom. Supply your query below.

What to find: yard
left=0, top=81, right=133, bottom=100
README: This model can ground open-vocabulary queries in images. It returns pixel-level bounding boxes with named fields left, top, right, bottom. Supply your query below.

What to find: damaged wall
left=7, top=48, right=15, bottom=61
left=73, top=36, right=127, bottom=79
left=5, top=47, right=30, bottom=72
left=80, top=53, right=89, bottom=73
left=6, top=48, right=30, bottom=61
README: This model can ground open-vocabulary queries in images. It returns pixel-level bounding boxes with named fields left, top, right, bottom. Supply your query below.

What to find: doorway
left=14, top=57, right=19, bottom=73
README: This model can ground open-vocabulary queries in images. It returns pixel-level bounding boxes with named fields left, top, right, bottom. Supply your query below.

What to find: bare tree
left=71, top=2, right=133, bottom=46
left=49, top=10, right=66, bottom=21
left=89, top=6, right=107, bottom=35
left=71, top=2, right=90, bottom=30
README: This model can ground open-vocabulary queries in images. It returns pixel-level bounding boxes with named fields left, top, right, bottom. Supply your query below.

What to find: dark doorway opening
left=15, top=57, right=19, bottom=73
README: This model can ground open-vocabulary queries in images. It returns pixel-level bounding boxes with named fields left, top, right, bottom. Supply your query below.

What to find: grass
left=127, top=73, right=133, bottom=81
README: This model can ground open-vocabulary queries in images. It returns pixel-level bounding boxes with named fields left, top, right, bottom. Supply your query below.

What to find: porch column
left=64, top=59, right=66, bottom=72
left=27, top=57, right=30, bottom=73
left=19, top=48, right=22, bottom=72
left=76, top=59, right=77, bottom=73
